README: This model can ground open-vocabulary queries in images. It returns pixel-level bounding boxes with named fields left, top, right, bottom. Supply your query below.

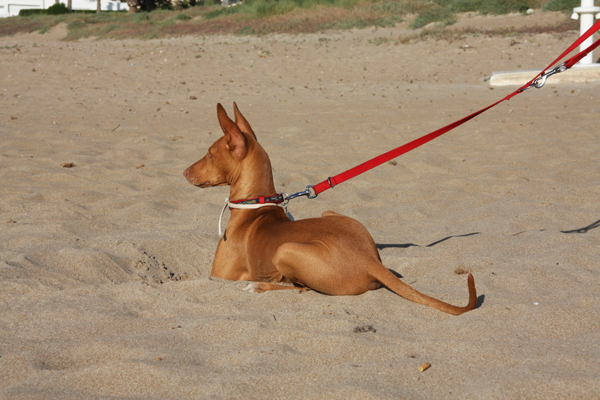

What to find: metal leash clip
left=520, top=63, right=567, bottom=92
left=280, top=186, right=316, bottom=221
left=282, top=185, right=317, bottom=203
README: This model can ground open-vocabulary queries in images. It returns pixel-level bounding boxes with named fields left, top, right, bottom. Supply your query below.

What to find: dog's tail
left=370, top=265, right=477, bottom=315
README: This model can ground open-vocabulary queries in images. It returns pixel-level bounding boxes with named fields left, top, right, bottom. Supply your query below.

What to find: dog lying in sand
left=184, top=103, right=477, bottom=315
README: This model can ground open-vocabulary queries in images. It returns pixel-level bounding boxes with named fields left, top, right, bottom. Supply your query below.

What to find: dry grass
left=0, top=17, right=48, bottom=36
left=0, top=0, right=577, bottom=40
left=396, top=17, right=579, bottom=44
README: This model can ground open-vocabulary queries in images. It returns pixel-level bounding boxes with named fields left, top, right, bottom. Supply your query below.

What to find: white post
left=571, top=0, right=600, bottom=65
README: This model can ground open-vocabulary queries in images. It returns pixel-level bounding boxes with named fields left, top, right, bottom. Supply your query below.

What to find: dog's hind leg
left=272, top=241, right=381, bottom=296
left=243, top=282, right=310, bottom=293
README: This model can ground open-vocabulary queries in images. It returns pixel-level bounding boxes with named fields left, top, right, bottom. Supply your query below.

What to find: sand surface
left=1, top=11, right=599, bottom=399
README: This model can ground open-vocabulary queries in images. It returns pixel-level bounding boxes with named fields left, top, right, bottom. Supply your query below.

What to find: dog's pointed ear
left=217, top=103, right=247, bottom=160
left=233, top=102, right=256, bottom=140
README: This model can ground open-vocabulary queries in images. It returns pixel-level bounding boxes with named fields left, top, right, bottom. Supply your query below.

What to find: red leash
left=283, top=19, right=600, bottom=201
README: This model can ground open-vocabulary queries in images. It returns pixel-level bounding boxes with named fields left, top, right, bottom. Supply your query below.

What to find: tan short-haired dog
left=184, top=103, right=477, bottom=315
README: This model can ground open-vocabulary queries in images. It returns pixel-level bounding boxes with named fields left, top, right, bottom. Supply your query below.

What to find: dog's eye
left=207, top=152, right=213, bottom=158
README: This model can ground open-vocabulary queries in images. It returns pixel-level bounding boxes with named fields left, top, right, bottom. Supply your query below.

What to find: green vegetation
left=18, top=9, right=48, bottom=16
left=47, top=3, right=72, bottom=14
left=411, top=0, right=544, bottom=28
left=18, top=2, right=71, bottom=16
left=0, top=0, right=577, bottom=40
left=542, top=0, right=580, bottom=12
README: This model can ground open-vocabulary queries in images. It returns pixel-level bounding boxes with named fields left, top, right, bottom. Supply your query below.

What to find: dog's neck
left=228, top=145, right=278, bottom=202
left=222, top=148, right=284, bottom=235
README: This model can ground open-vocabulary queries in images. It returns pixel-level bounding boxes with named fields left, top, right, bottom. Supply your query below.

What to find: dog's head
left=183, top=102, right=261, bottom=188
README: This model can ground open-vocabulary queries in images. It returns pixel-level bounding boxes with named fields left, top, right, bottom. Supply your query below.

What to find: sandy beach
left=1, top=11, right=599, bottom=399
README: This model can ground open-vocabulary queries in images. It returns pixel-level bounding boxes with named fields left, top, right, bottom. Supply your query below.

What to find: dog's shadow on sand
left=376, top=232, right=484, bottom=309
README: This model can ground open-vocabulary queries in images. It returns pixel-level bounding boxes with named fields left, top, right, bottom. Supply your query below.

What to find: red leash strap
left=311, top=20, right=600, bottom=197
left=564, top=36, right=600, bottom=68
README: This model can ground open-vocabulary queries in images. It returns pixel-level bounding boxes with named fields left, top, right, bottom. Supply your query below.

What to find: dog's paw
left=243, top=282, right=260, bottom=293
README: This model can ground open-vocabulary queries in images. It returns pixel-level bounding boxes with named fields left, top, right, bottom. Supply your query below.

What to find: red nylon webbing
left=564, top=37, right=600, bottom=68
left=312, top=19, right=600, bottom=196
